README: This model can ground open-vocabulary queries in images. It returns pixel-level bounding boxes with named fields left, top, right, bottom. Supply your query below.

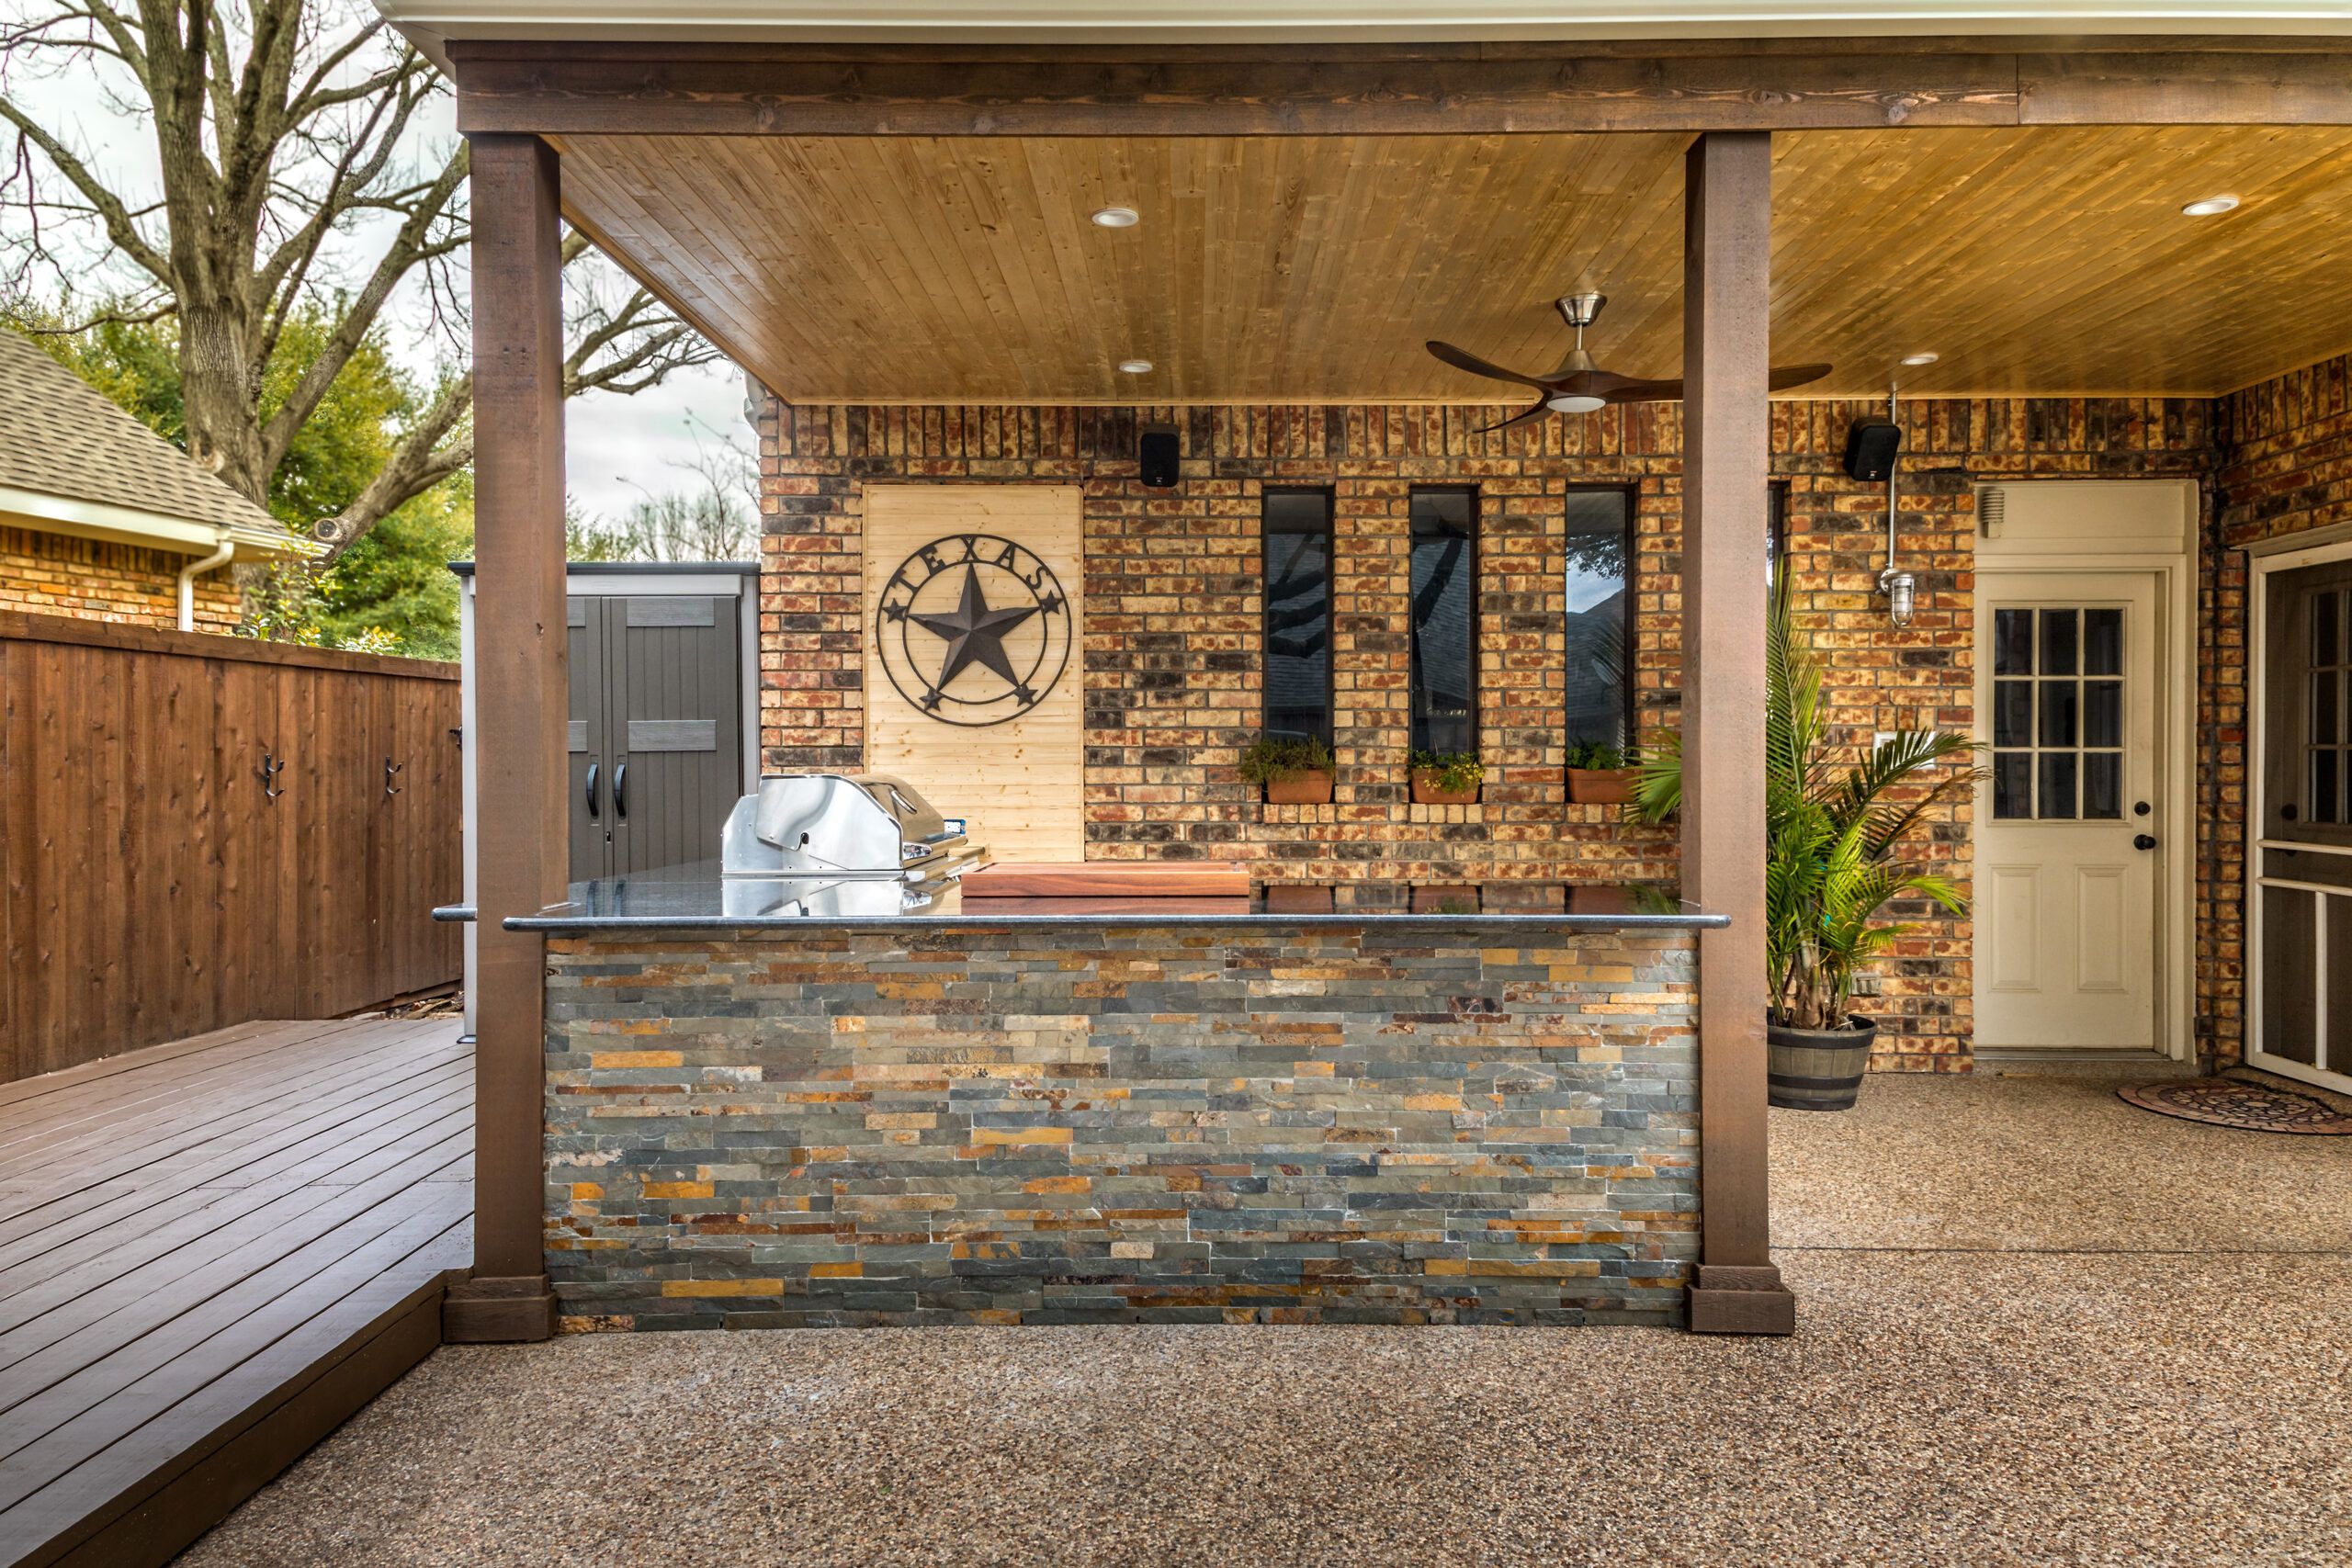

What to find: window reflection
left=1409, top=488, right=1477, bottom=755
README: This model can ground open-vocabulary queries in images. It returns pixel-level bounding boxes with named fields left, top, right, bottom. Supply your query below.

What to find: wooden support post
left=447, top=133, right=564, bottom=1343
left=1680, top=130, right=1796, bottom=1337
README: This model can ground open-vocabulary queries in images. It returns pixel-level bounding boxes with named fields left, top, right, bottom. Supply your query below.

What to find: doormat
left=2118, top=1077, right=2352, bottom=1134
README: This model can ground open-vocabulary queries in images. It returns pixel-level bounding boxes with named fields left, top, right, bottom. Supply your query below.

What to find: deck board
left=0, top=1020, right=471, bottom=1568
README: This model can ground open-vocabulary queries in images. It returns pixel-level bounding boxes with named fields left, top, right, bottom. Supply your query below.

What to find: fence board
left=0, top=613, right=461, bottom=1083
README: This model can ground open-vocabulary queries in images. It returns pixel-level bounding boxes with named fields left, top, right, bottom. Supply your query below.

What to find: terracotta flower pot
left=1566, top=766, right=1637, bottom=805
left=1263, top=770, right=1334, bottom=805
left=1410, top=769, right=1479, bottom=806
left=1766, top=1015, right=1878, bottom=1111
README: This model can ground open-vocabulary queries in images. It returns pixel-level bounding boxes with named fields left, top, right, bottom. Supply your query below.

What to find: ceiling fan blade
left=1428, top=341, right=1551, bottom=391
left=1602, top=378, right=1682, bottom=403
left=1476, top=400, right=1553, bottom=434
left=1600, top=362, right=1834, bottom=403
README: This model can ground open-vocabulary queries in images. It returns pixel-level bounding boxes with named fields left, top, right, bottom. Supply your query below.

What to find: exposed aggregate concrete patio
left=181, top=1074, right=2352, bottom=1567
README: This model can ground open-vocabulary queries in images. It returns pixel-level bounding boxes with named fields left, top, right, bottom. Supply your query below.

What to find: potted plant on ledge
left=1630, top=587, right=1981, bottom=1111
left=1240, top=734, right=1336, bottom=805
left=1564, top=740, right=1638, bottom=805
left=1408, top=750, right=1484, bottom=806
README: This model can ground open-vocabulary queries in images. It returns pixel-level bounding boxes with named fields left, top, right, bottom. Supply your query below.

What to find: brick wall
left=544, top=919, right=1701, bottom=1328
left=2205, top=351, right=2352, bottom=1066
left=0, top=523, right=238, bottom=631
left=758, top=393, right=2220, bottom=1070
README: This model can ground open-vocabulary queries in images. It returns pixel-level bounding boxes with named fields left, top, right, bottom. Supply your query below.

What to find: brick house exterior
left=0, top=329, right=312, bottom=632
left=751, top=350, right=2352, bottom=1075
left=0, top=524, right=242, bottom=631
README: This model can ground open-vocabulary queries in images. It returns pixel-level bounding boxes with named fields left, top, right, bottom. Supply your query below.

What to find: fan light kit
left=1428, top=290, right=1830, bottom=433
left=2181, top=195, right=2239, bottom=218
left=1899, top=351, right=1940, bottom=367
left=1117, top=358, right=1154, bottom=374
left=1091, top=206, right=1141, bottom=228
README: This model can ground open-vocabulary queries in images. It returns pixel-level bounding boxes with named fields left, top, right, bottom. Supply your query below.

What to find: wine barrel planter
left=1766, top=1016, right=1877, bottom=1111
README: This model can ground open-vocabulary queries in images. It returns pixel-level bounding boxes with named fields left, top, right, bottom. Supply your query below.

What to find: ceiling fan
left=1427, top=291, right=1832, bottom=432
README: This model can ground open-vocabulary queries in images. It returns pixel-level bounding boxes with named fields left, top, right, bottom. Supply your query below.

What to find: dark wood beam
left=1679, top=130, right=1793, bottom=1338
left=448, top=132, right=564, bottom=1345
left=450, top=40, right=2352, bottom=136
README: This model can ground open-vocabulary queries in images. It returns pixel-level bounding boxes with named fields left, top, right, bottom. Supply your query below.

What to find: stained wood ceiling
left=553, top=124, right=2352, bottom=402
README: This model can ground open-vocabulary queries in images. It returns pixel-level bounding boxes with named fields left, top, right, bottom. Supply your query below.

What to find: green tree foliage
left=25, top=310, right=471, bottom=657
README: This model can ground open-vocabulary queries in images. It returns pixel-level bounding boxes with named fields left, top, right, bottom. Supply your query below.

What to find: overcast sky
left=1, top=51, right=749, bottom=524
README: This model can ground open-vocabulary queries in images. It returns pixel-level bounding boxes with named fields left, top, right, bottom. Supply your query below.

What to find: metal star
left=909, top=566, right=1039, bottom=694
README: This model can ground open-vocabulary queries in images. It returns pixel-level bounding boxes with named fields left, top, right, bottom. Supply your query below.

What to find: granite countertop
left=435, top=862, right=1724, bottom=932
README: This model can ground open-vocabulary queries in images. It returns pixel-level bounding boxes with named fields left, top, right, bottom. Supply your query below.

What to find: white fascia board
left=380, top=0, right=2352, bottom=48
left=0, top=486, right=319, bottom=559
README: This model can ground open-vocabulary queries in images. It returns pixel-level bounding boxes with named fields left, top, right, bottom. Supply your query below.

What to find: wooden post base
left=1687, top=1263, right=1797, bottom=1336
left=442, top=1274, right=558, bottom=1343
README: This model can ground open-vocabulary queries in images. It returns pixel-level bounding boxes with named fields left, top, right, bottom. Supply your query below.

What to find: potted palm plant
left=1564, top=740, right=1638, bottom=804
left=1240, top=734, right=1336, bottom=805
left=1630, top=584, right=1980, bottom=1110
left=1408, top=749, right=1484, bottom=805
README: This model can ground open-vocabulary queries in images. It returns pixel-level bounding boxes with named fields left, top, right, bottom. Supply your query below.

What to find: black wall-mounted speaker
left=1139, top=423, right=1182, bottom=489
left=1843, top=420, right=1902, bottom=482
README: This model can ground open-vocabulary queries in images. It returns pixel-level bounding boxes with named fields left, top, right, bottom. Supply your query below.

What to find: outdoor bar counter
left=501, top=868, right=1724, bottom=1331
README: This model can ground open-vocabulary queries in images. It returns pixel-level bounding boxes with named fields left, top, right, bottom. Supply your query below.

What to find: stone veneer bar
left=542, top=917, right=1701, bottom=1329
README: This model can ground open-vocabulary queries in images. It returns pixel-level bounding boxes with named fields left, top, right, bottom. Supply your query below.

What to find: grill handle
left=584, top=761, right=600, bottom=821
left=614, top=762, right=628, bottom=822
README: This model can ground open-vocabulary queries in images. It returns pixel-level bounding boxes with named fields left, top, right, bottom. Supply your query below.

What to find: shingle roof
left=0, top=328, right=313, bottom=556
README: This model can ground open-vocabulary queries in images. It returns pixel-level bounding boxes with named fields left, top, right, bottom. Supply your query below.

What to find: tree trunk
left=177, top=297, right=274, bottom=508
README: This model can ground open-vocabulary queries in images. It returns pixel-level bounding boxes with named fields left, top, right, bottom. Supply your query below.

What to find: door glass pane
left=2039, top=609, right=2079, bottom=676
left=2038, top=753, right=2077, bottom=819
left=1993, top=609, right=2033, bottom=676
left=2083, top=753, right=2121, bottom=819
left=2084, top=682, right=2122, bottom=749
left=2313, top=670, right=2340, bottom=746
left=2039, top=680, right=2078, bottom=747
left=2314, top=749, right=2340, bottom=825
left=2314, top=589, right=2340, bottom=667
left=1994, top=752, right=2031, bottom=819
left=2260, top=886, right=2319, bottom=1065
left=2083, top=608, right=2123, bottom=676
left=1993, top=682, right=2032, bottom=748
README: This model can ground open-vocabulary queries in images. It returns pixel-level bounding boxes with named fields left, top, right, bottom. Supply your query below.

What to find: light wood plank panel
left=863, top=486, right=1086, bottom=864
left=554, top=123, right=2352, bottom=402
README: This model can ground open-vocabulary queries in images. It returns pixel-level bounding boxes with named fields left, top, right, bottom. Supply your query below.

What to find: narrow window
left=1564, top=486, right=1634, bottom=750
left=1409, top=487, right=1478, bottom=756
left=1262, top=488, right=1334, bottom=746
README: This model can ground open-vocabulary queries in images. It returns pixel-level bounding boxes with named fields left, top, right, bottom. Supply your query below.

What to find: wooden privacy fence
left=0, top=612, right=463, bottom=1082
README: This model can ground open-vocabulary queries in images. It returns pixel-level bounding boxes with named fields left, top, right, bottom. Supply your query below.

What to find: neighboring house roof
left=0, top=329, right=317, bottom=559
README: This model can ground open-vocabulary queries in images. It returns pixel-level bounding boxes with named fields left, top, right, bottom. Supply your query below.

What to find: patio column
left=1680, top=131, right=1795, bottom=1335
left=447, top=133, right=565, bottom=1343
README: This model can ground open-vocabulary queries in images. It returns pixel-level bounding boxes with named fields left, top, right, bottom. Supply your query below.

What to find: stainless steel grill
left=720, top=773, right=978, bottom=880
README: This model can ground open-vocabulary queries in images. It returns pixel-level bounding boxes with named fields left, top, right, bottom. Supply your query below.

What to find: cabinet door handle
left=584, top=761, right=600, bottom=821
left=614, top=762, right=628, bottom=822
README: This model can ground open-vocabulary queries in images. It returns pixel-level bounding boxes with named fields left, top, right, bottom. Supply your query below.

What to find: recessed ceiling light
left=1900, top=352, right=1940, bottom=367
left=2181, top=195, right=2240, bottom=218
left=1117, top=358, right=1154, bottom=374
left=1091, top=206, right=1141, bottom=229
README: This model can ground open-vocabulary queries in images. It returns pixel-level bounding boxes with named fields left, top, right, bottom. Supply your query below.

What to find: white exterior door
left=1974, top=571, right=2165, bottom=1051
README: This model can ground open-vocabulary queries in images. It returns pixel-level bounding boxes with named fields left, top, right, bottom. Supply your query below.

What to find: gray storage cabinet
left=456, top=561, right=758, bottom=1034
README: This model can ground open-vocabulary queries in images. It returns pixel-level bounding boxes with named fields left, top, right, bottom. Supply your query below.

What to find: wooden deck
left=0, top=1017, right=471, bottom=1568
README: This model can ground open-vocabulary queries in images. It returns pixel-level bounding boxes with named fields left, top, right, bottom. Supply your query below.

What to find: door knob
left=2133, top=833, right=2158, bottom=851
